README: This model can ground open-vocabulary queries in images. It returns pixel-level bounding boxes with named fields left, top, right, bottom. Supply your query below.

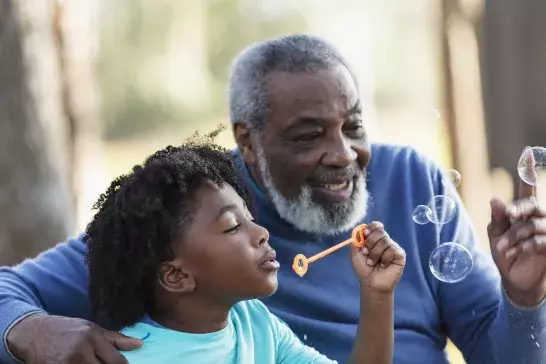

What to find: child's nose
left=253, top=222, right=269, bottom=247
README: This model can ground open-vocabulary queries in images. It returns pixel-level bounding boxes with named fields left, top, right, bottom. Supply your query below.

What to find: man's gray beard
left=256, top=151, right=369, bottom=236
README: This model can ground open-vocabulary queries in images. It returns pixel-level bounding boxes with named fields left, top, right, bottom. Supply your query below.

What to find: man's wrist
left=502, top=280, right=546, bottom=309
left=6, top=312, right=46, bottom=360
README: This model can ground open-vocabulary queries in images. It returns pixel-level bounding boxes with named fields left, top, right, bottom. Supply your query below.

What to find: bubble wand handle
left=292, top=224, right=367, bottom=277
left=307, top=239, right=353, bottom=263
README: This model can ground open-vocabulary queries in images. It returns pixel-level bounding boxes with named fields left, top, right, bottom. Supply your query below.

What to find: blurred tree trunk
left=0, top=0, right=74, bottom=265
left=0, top=0, right=102, bottom=265
left=55, top=0, right=104, bottom=231
left=441, top=0, right=492, bottom=252
left=482, top=0, right=546, bottom=199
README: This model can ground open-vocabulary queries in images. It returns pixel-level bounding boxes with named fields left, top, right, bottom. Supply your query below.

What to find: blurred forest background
left=2, top=0, right=546, bottom=362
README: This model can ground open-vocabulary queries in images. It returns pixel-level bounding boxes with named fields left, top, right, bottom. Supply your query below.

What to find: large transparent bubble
left=412, top=205, right=432, bottom=225
left=429, top=242, right=473, bottom=283
left=426, top=195, right=456, bottom=225
left=517, top=146, right=546, bottom=186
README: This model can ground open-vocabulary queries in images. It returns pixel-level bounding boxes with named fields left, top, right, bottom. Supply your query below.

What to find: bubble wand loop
left=292, top=224, right=367, bottom=277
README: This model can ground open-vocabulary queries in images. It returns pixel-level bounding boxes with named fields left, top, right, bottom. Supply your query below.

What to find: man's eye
left=345, top=124, right=365, bottom=137
left=223, top=224, right=241, bottom=234
left=294, top=132, right=321, bottom=142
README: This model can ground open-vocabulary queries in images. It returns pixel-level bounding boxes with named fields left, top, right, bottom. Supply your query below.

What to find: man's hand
left=7, top=314, right=142, bottom=364
left=350, top=221, right=406, bottom=294
left=488, top=149, right=546, bottom=307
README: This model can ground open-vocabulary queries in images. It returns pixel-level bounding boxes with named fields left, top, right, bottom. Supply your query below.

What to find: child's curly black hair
left=84, top=134, right=249, bottom=331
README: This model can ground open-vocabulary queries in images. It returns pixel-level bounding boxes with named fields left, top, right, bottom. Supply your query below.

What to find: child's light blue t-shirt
left=120, top=300, right=337, bottom=364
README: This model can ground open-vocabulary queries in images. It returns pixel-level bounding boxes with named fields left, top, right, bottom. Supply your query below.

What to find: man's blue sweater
left=0, top=144, right=544, bottom=363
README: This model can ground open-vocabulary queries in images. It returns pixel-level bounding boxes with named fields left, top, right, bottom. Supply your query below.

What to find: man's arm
left=430, top=170, right=545, bottom=363
left=0, top=235, right=91, bottom=362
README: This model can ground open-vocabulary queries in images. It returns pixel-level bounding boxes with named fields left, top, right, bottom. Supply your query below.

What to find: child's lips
left=261, top=259, right=280, bottom=271
left=260, top=249, right=280, bottom=271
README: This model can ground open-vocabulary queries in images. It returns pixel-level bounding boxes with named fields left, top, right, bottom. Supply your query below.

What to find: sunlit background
left=3, top=1, right=546, bottom=362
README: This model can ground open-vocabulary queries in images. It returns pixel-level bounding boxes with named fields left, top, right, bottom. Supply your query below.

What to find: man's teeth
left=321, top=181, right=349, bottom=190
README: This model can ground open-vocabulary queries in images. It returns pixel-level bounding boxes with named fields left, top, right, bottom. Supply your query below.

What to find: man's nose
left=320, top=137, right=358, bottom=168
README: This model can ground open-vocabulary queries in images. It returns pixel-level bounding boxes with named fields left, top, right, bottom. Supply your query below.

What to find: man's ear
left=233, top=122, right=258, bottom=166
left=158, top=259, right=196, bottom=294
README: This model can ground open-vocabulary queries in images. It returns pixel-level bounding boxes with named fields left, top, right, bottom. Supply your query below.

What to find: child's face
left=164, top=181, right=279, bottom=302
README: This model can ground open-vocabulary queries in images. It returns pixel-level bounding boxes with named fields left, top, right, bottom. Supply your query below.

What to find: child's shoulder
left=231, top=299, right=286, bottom=337
left=119, top=323, right=180, bottom=364
left=121, top=322, right=158, bottom=341
left=232, top=299, right=274, bottom=323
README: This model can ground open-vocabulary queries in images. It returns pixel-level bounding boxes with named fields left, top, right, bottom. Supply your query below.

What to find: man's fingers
left=65, top=348, right=103, bottom=364
left=497, top=218, right=546, bottom=252
left=519, top=179, right=537, bottom=201
left=504, top=244, right=523, bottom=266
left=506, top=198, right=546, bottom=219
left=519, top=146, right=538, bottom=200
left=103, top=330, right=142, bottom=351
left=488, top=198, right=510, bottom=239
left=521, top=235, right=546, bottom=254
left=95, top=340, right=129, bottom=364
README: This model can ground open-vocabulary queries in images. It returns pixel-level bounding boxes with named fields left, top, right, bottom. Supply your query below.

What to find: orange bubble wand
left=292, top=223, right=367, bottom=277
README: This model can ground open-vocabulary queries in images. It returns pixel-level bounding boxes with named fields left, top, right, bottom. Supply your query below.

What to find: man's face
left=237, top=65, right=372, bottom=235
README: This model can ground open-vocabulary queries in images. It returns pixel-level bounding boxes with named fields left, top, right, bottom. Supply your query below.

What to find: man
left=1, top=35, right=545, bottom=364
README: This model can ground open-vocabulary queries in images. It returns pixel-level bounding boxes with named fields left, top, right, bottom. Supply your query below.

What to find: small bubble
left=443, top=169, right=462, bottom=188
left=412, top=205, right=432, bottom=225
left=432, top=108, right=441, bottom=119
left=426, top=195, right=457, bottom=225
left=303, top=334, right=307, bottom=341
left=536, top=342, right=540, bottom=348
left=429, top=242, right=473, bottom=283
left=517, top=146, right=546, bottom=186
left=531, top=334, right=535, bottom=339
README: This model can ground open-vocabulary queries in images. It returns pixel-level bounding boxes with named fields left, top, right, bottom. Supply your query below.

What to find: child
left=84, top=141, right=406, bottom=364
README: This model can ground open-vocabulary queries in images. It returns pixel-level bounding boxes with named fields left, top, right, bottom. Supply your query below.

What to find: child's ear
left=158, top=259, right=196, bottom=294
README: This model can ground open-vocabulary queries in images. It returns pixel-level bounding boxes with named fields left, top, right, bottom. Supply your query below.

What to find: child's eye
left=223, top=224, right=241, bottom=234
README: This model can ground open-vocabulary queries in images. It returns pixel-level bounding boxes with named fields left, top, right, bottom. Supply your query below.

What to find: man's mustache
left=308, top=165, right=363, bottom=185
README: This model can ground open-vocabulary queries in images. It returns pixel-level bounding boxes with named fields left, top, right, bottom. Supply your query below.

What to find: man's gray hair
left=228, top=34, right=358, bottom=130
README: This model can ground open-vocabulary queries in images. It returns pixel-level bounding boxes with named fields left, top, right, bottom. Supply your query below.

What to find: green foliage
left=97, top=0, right=309, bottom=141
left=206, top=1, right=308, bottom=108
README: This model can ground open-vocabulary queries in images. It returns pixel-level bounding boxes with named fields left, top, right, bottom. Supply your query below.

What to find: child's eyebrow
left=213, top=204, right=238, bottom=222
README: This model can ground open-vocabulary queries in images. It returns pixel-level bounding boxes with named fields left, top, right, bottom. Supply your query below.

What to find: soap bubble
left=426, top=195, right=456, bottom=225
left=412, top=205, right=432, bottom=225
left=442, top=169, right=462, bottom=188
left=429, top=242, right=473, bottom=283
left=517, top=146, right=546, bottom=186
left=432, top=108, right=441, bottom=119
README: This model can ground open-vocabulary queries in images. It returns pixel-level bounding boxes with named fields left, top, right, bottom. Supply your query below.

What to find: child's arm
left=349, top=289, right=394, bottom=364
left=348, top=221, right=406, bottom=364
